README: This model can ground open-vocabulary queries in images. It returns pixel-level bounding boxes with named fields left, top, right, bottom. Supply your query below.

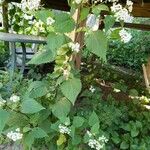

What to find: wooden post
left=69, top=8, right=86, bottom=69
left=142, top=58, right=150, bottom=88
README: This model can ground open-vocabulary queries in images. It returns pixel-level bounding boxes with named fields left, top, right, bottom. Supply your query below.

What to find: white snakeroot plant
left=10, top=94, right=20, bottom=103
left=119, top=28, right=132, bottom=43
left=7, top=128, right=23, bottom=141
left=59, top=124, right=71, bottom=135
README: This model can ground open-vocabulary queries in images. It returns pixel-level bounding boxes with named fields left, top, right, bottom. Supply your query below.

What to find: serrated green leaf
left=28, top=49, right=55, bottom=65
left=54, top=13, right=75, bottom=33
left=131, top=127, right=139, bottom=137
left=104, top=15, right=115, bottom=32
left=73, top=116, right=85, bottom=128
left=60, top=78, right=82, bottom=105
left=0, top=109, right=10, bottom=134
left=52, top=98, right=71, bottom=120
left=47, top=33, right=69, bottom=51
left=35, top=10, right=53, bottom=23
left=85, top=31, right=107, bottom=61
left=31, top=127, right=48, bottom=138
left=28, top=81, right=48, bottom=98
left=7, top=112, right=28, bottom=127
left=92, top=4, right=109, bottom=15
left=110, top=28, right=121, bottom=39
left=88, top=111, right=99, bottom=126
left=80, top=7, right=90, bottom=22
left=91, top=122, right=100, bottom=134
left=21, top=98, right=45, bottom=114
left=120, top=141, right=129, bottom=149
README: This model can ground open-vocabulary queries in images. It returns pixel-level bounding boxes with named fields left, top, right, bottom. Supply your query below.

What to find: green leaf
left=73, top=116, right=85, bottom=128
left=0, top=109, right=10, bottom=134
left=60, top=78, right=82, bottom=105
left=111, top=136, right=120, bottom=144
left=7, top=112, right=28, bottom=127
left=131, top=127, right=139, bottom=137
left=80, top=7, right=90, bottom=22
left=28, top=81, right=48, bottom=98
left=120, top=141, right=129, bottom=149
left=91, top=122, right=100, bottom=134
left=85, top=31, right=108, bottom=61
left=21, top=98, right=45, bottom=114
left=31, top=127, right=48, bottom=138
left=92, top=4, right=109, bottom=16
left=23, top=132, right=34, bottom=150
left=47, top=33, right=69, bottom=51
left=110, top=28, right=121, bottom=39
left=88, top=111, right=99, bottom=127
left=35, top=10, right=53, bottom=23
left=57, top=134, right=66, bottom=146
left=54, top=13, right=75, bottom=33
left=28, top=49, right=55, bottom=65
left=52, top=98, right=71, bottom=120
left=104, top=15, right=115, bottom=32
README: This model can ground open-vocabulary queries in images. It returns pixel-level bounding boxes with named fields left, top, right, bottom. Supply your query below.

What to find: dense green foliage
left=0, top=0, right=150, bottom=150
left=107, top=29, right=150, bottom=71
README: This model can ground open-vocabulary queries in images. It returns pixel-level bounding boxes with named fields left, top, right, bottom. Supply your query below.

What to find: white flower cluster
left=59, top=124, right=71, bottom=135
left=119, top=28, right=132, bottom=43
left=87, top=131, right=108, bottom=150
left=92, top=0, right=119, bottom=4
left=11, top=0, right=41, bottom=11
left=68, top=42, right=80, bottom=53
left=86, top=14, right=99, bottom=31
left=89, top=85, right=96, bottom=93
left=10, top=94, right=20, bottom=103
left=7, top=128, right=23, bottom=141
left=46, top=17, right=55, bottom=26
left=111, top=1, right=134, bottom=23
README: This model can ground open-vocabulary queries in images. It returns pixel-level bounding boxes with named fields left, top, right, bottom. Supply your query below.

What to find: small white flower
left=63, top=69, right=70, bottom=79
left=113, top=88, right=121, bottom=93
left=74, top=0, right=82, bottom=4
left=87, top=130, right=92, bottom=137
left=7, top=128, right=23, bottom=141
left=89, top=86, right=96, bottom=93
left=68, top=42, right=80, bottom=53
left=119, top=28, right=132, bottom=43
left=126, top=0, right=133, bottom=12
left=10, top=94, right=20, bottom=103
left=98, top=135, right=108, bottom=143
left=46, top=17, right=55, bottom=25
left=111, top=3, right=122, bottom=13
left=58, top=124, right=71, bottom=135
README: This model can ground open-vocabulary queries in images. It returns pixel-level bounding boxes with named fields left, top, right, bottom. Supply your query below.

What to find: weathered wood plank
left=0, top=32, right=47, bottom=44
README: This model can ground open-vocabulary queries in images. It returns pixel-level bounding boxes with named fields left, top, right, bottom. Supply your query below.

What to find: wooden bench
left=0, top=32, right=47, bottom=73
